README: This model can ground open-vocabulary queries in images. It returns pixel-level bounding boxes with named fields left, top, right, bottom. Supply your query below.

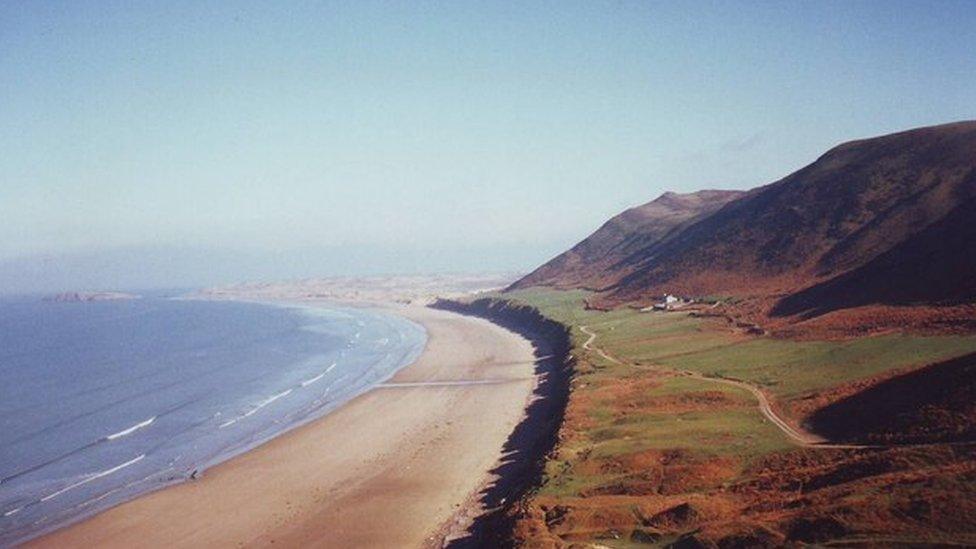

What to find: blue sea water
left=0, top=296, right=426, bottom=546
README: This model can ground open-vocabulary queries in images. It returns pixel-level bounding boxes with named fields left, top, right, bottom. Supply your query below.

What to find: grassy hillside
left=491, top=288, right=976, bottom=547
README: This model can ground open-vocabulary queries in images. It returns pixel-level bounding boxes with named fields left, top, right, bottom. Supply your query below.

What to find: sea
left=0, top=295, right=426, bottom=546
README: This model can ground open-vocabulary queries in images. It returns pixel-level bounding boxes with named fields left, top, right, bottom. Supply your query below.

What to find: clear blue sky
left=2, top=1, right=975, bottom=289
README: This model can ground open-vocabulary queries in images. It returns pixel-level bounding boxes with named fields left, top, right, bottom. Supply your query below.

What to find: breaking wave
left=105, top=417, right=156, bottom=441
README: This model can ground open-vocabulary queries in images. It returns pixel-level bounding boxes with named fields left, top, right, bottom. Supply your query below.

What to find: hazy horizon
left=0, top=243, right=535, bottom=295
left=3, top=1, right=976, bottom=292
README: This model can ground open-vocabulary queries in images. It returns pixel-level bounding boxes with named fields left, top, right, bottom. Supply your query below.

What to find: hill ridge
left=510, top=120, right=976, bottom=333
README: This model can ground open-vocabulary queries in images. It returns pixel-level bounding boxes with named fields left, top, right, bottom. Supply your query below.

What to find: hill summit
left=511, top=121, right=976, bottom=333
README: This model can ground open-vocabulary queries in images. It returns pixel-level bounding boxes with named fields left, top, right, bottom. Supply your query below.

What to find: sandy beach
left=29, top=305, right=539, bottom=548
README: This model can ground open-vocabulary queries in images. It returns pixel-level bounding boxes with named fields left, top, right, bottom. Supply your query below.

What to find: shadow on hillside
left=772, top=199, right=976, bottom=320
left=809, top=352, right=976, bottom=445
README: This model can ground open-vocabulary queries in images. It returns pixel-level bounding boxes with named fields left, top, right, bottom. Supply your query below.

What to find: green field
left=495, top=289, right=797, bottom=498
left=656, top=334, right=976, bottom=398
left=503, top=288, right=976, bottom=400
left=480, top=288, right=976, bottom=546
left=490, top=287, right=976, bottom=500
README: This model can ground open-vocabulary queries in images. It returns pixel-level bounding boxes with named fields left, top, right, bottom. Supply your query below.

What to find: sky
left=2, top=1, right=975, bottom=291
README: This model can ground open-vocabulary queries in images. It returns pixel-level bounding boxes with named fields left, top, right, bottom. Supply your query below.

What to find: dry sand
left=30, top=305, right=539, bottom=548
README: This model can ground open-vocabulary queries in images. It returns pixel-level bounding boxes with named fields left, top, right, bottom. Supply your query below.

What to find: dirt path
left=579, top=324, right=621, bottom=365
left=578, top=325, right=872, bottom=449
left=579, top=323, right=976, bottom=547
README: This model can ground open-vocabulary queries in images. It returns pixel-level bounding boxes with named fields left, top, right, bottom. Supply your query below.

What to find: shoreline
left=27, top=303, right=545, bottom=547
left=3, top=299, right=425, bottom=547
left=429, top=298, right=573, bottom=547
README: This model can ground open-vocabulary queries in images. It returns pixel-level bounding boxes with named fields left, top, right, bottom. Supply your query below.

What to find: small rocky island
left=44, top=291, right=141, bottom=303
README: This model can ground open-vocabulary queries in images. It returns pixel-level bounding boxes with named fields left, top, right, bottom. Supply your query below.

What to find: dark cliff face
left=428, top=298, right=574, bottom=548
left=511, top=121, right=976, bottom=322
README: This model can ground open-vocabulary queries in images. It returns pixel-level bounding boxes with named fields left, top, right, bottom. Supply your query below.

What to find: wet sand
left=30, top=305, right=539, bottom=548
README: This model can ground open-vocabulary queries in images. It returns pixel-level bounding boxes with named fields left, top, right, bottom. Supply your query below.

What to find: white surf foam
left=40, top=454, right=145, bottom=502
left=219, top=389, right=294, bottom=428
left=300, top=372, right=325, bottom=387
left=247, top=389, right=292, bottom=416
left=301, top=362, right=335, bottom=387
left=105, top=416, right=156, bottom=441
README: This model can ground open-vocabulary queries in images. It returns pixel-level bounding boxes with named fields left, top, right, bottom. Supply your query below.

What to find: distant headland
left=43, top=291, right=141, bottom=303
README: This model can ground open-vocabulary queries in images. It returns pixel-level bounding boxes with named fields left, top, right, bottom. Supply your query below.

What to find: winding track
left=578, top=325, right=873, bottom=449
left=578, top=323, right=976, bottom=547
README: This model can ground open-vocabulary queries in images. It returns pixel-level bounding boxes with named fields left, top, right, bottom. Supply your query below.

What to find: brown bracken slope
left=510, top=190, right=744, bottom=291
left=511, top=121, right=976, bottom=332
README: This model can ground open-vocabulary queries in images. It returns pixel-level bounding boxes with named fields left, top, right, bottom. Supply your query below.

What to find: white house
left=643, top=293, right=682, bottom=311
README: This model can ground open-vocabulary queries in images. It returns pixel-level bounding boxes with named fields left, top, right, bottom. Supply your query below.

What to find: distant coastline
left=42, top=291, right=141, bottom=303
